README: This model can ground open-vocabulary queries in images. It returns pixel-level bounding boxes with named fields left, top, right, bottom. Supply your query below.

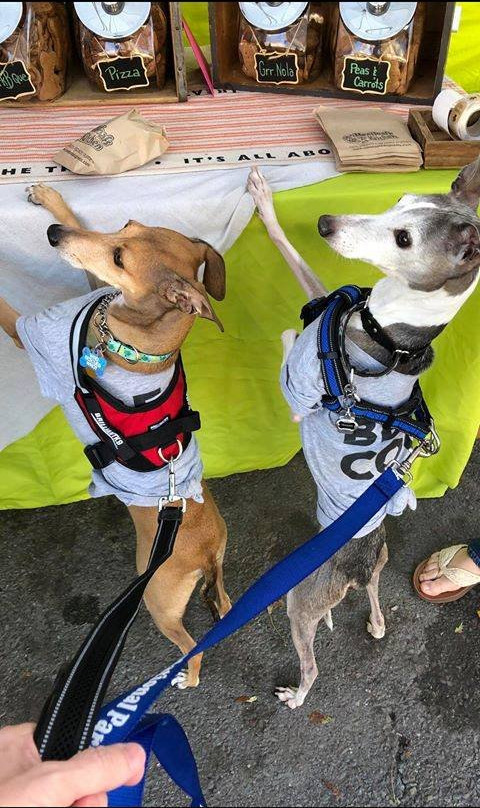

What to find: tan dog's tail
left=200, top=558, right=221, bottom=622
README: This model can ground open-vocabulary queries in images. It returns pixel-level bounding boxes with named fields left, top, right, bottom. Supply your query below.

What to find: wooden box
left=209, top=2, right=455, bottom=106
left=6, top=2, right=187, bottom=108
left=408, top=107, right=480, bottom=168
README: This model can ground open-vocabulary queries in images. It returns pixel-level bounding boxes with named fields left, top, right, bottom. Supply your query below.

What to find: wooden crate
left=4, top=2, right=187, bottom=108
left=408, top=108, right=480, bottom=168
left=209, top=2, right=455, bottom=106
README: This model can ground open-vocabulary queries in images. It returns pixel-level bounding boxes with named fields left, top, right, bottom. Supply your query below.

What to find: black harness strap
left=34, top=506, right=184, bottom=761
left=128, top=411, right=202, bottom=453
left=360, top=306, right=430, bottom=365
left=75, top=388, right=139, bottom=467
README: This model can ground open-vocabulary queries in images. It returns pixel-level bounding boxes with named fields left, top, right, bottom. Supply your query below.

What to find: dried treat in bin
left=332, top=2, right=426, bottom=97
left=238, top=2, right=324, bottom=86
left=0, top=2, right=69, bottom=102
left=74, top=1, right=168, bottom=93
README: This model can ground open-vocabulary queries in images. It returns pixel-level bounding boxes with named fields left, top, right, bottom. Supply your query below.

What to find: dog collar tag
left=336, top=413, right=359, bottom=433
left=79, top=346, right=107, bottom=378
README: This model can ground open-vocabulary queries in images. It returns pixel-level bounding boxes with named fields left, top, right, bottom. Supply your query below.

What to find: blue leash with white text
left=34, top=453, right=432, bottom=805
left=33, top=284, right=440, bottom=805
left=97, top=463, right=418, bottom=805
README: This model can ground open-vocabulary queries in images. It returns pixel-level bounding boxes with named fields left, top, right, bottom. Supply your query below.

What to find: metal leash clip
left=158, top=440, right=187, bottom=512
left=336, top=369, right=360, bottom=434
left=390, top=424, right=441, bottom=483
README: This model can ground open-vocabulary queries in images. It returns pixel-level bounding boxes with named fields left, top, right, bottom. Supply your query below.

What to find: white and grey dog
left=248, top=159, right=480, bottom=709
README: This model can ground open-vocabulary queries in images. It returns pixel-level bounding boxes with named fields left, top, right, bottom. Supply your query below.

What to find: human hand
left=0, top=723, right=146, bottom=807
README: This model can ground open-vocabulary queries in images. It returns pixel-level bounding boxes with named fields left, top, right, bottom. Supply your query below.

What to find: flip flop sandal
left=413, top=543, right=480, bottom=604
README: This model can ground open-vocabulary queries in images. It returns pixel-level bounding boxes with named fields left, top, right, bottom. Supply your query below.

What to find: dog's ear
left=190, top=238, right=226, bottom=301
left=158, top=270, right=224, bottom=331
left=450, top=157, right=480, bottom=210
left=204, top=243, right=226, bottom=301
left=455, top=222, right=480, bottom=265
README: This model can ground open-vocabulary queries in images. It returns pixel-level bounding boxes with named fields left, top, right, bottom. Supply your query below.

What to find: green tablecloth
left=1, top=4, right=479, bottom=510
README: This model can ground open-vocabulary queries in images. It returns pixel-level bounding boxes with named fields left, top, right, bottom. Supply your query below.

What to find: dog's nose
left=318, top=215, right=335, bottom=238
left=47, top=223, right=63, bottom=247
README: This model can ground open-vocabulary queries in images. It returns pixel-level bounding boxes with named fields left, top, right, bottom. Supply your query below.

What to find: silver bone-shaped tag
left=336, top=412, right=358, bottom=433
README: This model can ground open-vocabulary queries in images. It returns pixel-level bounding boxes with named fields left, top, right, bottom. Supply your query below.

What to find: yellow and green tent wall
left=1, top=4, right=480, bottom=509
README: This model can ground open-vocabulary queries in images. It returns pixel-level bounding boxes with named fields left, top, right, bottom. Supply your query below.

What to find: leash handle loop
left=34, top=506, right=184, bottom=762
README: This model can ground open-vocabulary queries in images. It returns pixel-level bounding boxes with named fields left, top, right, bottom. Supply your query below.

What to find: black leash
left=34, top=505, right=184, bottom=761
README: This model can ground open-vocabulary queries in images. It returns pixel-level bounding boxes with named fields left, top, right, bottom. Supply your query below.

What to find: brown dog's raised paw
left=26, top=183, right=62, bottom=208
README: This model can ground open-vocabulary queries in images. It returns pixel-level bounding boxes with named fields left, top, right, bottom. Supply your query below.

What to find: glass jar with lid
left=331, top=1, right=426, bottom=96
left=0, top=2, right=69, bottom=102
left=74, top=1, right=168, bottom=93
left=238, top=2, right=324, bottom=86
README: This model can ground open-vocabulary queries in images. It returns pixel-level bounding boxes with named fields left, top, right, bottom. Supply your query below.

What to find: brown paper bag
left=53, top=109, right=169, bottom=175
left=314, top=106, right=422, bottom=172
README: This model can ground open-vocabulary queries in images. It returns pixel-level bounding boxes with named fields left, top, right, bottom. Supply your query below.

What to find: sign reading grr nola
left=254, top=52, right=299, bottom=86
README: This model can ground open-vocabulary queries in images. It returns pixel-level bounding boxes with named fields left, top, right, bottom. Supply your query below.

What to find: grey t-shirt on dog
left=281, top=317, right=418, bottom=537
left=16, top=289, right=204, bottom=507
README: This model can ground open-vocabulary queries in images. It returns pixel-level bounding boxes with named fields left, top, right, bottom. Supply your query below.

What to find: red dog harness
left=70, top=296, right=201, bottom=473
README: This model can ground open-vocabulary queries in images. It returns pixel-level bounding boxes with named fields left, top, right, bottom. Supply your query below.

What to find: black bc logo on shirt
left=340, top=422, right=406, bottom=481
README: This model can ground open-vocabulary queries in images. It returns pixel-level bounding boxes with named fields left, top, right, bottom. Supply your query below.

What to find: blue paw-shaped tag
left=79, top=346, right=107, bottom=378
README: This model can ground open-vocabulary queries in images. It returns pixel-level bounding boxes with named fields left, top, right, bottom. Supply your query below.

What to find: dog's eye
left=113, top=247, right=124, bottom=268
left=395, top=229, right=412, bottom=249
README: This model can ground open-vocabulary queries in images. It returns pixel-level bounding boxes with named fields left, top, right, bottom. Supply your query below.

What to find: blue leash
left=97, top=466, right=407, bottom=806
left=33, top=283, right=439, bottom=805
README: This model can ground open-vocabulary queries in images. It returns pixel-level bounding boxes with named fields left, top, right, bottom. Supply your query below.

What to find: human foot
left=419, top=545, right=480, bottom=597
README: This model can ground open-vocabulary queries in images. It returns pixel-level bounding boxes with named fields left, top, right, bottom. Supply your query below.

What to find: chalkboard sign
left=341, top=57, right=390, bottom=96
left=95, top=56, right=150, bottom=92
left=0, top=61, right=36, bottom=102
left=254, top=51, right=299, bottom=86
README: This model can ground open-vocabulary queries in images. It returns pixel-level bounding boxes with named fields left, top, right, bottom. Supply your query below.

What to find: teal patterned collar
left=93, top=292, right=175, bottom=366
left=104, top=335, right=175, bottom=365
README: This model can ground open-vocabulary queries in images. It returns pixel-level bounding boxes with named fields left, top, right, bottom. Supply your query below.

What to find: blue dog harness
left=301, top=285, right=435, bottom=444
left=33, top=286, right=440, bottom=806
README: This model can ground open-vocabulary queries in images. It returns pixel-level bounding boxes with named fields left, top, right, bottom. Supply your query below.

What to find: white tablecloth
left=0, top=161, right=337, bottom=450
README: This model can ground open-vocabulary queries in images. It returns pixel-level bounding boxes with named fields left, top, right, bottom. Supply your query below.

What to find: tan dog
left=0, top=184, right=231, bottom=689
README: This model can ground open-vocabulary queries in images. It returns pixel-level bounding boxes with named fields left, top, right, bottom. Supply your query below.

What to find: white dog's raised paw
left=367, top=619, right=385, bottom=639
left=247, top=167, right=274, bottom=221
left=275, top=686, right=303, bottom=710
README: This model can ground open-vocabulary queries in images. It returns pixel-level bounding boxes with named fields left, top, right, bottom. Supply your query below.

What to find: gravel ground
left=1, top=446, right=479, bottom=807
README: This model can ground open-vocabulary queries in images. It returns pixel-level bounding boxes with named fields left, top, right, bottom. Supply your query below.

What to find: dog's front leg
left=247, top=167, right=328, bottom=299
left=0, top=298, right=22, bottom=348
left=27, top=183, right=83, bottom=228
left=27, top=184, right=102, bottom=290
